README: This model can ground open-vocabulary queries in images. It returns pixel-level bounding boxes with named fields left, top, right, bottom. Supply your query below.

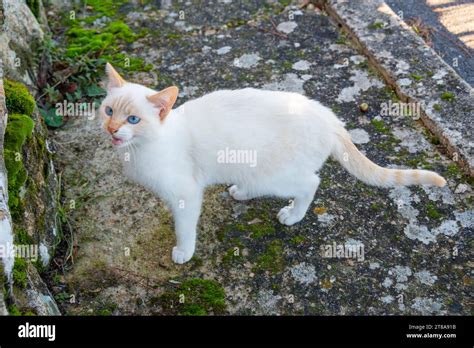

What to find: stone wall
left=0, top=0, right=60, bottom=315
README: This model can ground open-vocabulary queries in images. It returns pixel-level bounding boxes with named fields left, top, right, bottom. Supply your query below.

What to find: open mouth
left=111, top=136, right=124, bottom=146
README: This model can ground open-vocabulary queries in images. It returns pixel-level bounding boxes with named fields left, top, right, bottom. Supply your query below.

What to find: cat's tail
left=331, top=127, right=446, bottom=188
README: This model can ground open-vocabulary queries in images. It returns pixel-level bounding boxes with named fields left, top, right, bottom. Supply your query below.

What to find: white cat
left=100, top=63, right=446, bottom=264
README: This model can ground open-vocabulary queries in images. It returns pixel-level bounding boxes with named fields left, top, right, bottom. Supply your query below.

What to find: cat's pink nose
left=107, top=125, right=118, bottom=134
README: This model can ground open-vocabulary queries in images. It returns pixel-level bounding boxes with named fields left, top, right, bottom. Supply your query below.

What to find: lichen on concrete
left=42, top=0, right=473, bottom=316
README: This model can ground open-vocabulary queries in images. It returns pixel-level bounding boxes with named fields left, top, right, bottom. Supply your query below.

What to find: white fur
left=101, top=83, right=445, bottom=264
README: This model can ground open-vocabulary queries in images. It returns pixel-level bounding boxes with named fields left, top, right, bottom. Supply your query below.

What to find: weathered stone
left=0, top=0, right=44, bottom=86
left=321, top=0, right=473, bottom=176
left=11, top=0, right=471, bottom=316
left=0, top=0, right=60, bottom=316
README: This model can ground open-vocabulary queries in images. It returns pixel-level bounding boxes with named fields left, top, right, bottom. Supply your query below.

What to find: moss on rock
left=161, top=279, right=226, bottom=315
left=12, top=258, right=28, bottom=289
left=4, top=114, right=35, bottom=216
left=4, top=80, right=36, bottom=116
left=26, top=0, right=40, bottom=19
left=254, top=240, right=285, bottom=273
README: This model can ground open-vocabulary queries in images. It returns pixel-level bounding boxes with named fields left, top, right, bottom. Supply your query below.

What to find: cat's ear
left=146, top=86, right=179, bottom=120
left=105, top=62, right=126, bottom=90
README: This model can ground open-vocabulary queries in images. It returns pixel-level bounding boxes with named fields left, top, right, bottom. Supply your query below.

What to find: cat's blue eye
left=105, top=106, right=113, bottom=116
left=127, top=115, right=141, bottom=124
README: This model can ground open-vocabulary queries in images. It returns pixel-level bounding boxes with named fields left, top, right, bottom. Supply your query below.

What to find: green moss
left=290, top=235, right=305, bottom=245
left=16, top=228, right=33, bottom=245
left=410, top=73, right=423, bottom=81
left=375, top=135, right=401, bottom=152
left=426, top=203, right=442, bottom=219
left=6, top=298, right=36, bottom=316
left=335, top=33, right=347, bottom=44
left=248, top=222, right=275, bottom=238
left=423, top=129, right=441, bottom=145
left=106, top=21, right=138, bottom=42
left=161, top=279, right=226, bottom=315
left=66, top=21, right=139, bottom=57
left=370, top=119, right=391, bottom=135
left=383, top=86, right=400, bottom=102
left=216, top=224, right=233, bottom=242
left=166, top=33, right=183, bottom=40
left=433, top=103, right=441, bottom=112
left=12, top=258, right=28, bottom=289
left=65, top=28, right=112, bottom=57
left=96, top=302, right=118, bottom=316
left=405, top=152, right=434, bottom=170
left=357, top=60, right=369, bottom=70
left=226, top=18, right=246, bottom=28
left=441, top=92, right=455, bottom=102
left=26, top=0, right=40, bottom=19
left=282, top=60, right=293, bottom=71
left=80, top=0, right=126, bottom=20
left=101, top=53, right=152, bottom=72
left=4, top=114, right=35, bottom=216
left=331, top=105, right=341, bottom=114
left=242, top=209, right=276, bottom=239
left=4, top=80, right=36, bottom=116
left=4, top=114, right=35, bottom=150
left=368, top=21, right=384, bottom=30
left=7, top=304, right=22, bottom=316
left=446, top=163, right=461, bottom=178
left=255, top=240, right=285, bottom=273
left=220, top=208, right=277, bottom=239
left=370, top=202, right=380, bottom=212
left=222, top=247, right=241, bottom=265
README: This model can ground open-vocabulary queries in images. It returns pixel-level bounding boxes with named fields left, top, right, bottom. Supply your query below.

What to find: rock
left=0, top=0, right=44, bottom=86
left=454, top=184, right=469, bottom=194
left=233, top=53, right=261, bottom=69
left=25, top=263, right=61, bottom=315
left=276, top=21, right=298, bottom=34
left=0, top=290, right=8, bottom=315
left=349, top=128, right=370, bottom=144
left=292, top=60, right=311, bottom=71
left=0, top=0, right=60, bottom=316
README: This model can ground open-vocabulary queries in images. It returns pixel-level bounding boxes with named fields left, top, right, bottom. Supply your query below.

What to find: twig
left=247, top=21, right=288, bottom=40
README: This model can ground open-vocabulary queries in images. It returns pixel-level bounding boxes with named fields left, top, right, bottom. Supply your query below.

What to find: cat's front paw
left=277, top=206, right=304, bottom=226
left=172, top=246, right=194, bottom=264
left=228, top=185, right=249, bottom=200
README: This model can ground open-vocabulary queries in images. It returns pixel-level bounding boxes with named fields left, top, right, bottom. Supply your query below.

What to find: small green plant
left=410, top=73, right=423, bottom=81
left=26, top=0, right=40, bottom=19
left=369, top=21, right=384, bottom=30
left=440, top=92, right=455, bottom=102
left=336, top=33, right=347, bottom=44
left=39, top=0, right=151, bottom=127
left=12, top=258, right=28, bottom=289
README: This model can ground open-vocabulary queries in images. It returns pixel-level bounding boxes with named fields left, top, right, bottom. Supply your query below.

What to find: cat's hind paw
left=172, top=246, right=193, bottom=264
left=228, top=185, right=249, bottom=201
left=277, top=206, right=304, bottom=226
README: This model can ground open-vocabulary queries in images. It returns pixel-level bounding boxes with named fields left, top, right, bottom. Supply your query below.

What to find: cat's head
left=100, top=63, right=179, bottom=148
